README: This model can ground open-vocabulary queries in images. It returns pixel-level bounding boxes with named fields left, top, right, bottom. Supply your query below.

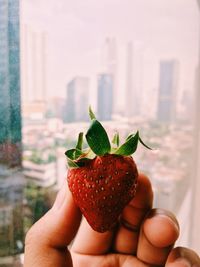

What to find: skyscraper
left=125, top=41, right=144, bottom=118
left=0, top=0, right=24, bottom=258
left=157, top=60, right=179, bottom=122
left=97, top=74, right=113, bottom=121
left=21, top=24, right=47, bottom=120
left=65, top=77, right=90, bottom=122
left=21, top=25, right=47, bottom=103
left=101, top=38, right=118, bottom=114
left=0, top=0, right=22, bottom=167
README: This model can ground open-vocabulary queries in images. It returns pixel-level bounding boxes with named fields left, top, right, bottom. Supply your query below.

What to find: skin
left=24, top=174, right=200, bottom=267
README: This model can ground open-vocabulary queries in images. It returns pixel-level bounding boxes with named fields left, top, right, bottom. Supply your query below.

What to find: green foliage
left=65, top=107, right=151, bottom=168
left=24, top=184, right=53, bottom=231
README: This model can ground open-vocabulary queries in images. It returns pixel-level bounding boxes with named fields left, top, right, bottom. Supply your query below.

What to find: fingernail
left=52, top=184, right=67, bottom=210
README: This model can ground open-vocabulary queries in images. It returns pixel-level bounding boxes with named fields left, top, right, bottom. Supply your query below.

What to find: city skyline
left=19, top=31, right=197, bottom=121
left=20, top=0, right=199, bottom=115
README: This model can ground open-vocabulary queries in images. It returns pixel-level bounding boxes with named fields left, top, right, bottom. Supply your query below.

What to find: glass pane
left=0, top=0, right=199, bottom=265
left=0, top=0, right=24, bottom=264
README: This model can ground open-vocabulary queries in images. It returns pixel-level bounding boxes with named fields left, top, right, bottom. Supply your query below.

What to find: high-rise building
left=65, top=77, right=90, bottom=122
left=0, top=0, right=24, bottom=258
left=21, top=24, right=47, bottom=119
left=157, top=60, right=179, bottom=122
left=0, top=0, right=22, bottom=167
left=101, top=38, right=118, bottom=114
left=97, top=74, right=113, bottom=121
left=125, top=41, right=144, bottom=118
left=102, top=38, right=117, bottom=74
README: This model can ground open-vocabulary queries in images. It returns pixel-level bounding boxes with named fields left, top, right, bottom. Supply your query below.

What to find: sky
left=20, top=0, right=199, bottom=113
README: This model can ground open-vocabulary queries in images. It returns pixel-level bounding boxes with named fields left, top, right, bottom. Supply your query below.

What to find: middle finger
left=113, top=173, right=153, bottom=254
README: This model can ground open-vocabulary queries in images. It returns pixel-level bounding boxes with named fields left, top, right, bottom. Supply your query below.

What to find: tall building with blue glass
left=0, top=0, right=24, bottom=258
left=97, top=74, right=113, bottom=121
left=157, top=60, right=178, bottom=122
left=0, top=0, right=22, bottom=167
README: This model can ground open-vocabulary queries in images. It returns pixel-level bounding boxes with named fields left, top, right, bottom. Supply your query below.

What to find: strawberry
left=65, top=107, right=151, bottom=233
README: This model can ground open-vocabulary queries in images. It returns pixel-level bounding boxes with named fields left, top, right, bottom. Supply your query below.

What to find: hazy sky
left=20, top=0, right=199, bottom=112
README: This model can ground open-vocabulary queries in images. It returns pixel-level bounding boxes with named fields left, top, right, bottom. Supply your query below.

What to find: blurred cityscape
left=0, top=0, right=199, bottom=266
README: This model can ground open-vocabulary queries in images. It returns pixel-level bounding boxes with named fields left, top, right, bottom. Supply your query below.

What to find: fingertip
left=129, top=173, right=153, bottom=209
left=138, top=173, right=152, bottom=188
left=143, top=210, right=179, bottom=248
left=166, top=247, right=200, bottom=267
left=137, top=209, right=180, bottom=266
left=137, top=173, right=152, bottom=192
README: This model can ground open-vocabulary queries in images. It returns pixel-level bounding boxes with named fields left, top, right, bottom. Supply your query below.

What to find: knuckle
left=25, top=223, right=41, bottom=246
left=25, top=224, right=39, bottom=246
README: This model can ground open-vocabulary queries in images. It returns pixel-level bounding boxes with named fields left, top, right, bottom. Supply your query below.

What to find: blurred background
left=0, top=0, right=200, bottom=265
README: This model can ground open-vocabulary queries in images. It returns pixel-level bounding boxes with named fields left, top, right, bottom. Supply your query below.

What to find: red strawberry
left=67, top=154, right=138, bottom=232
left=65, top=107, right=151, bottom=233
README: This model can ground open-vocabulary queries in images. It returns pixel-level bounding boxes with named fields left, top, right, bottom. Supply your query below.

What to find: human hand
left=24, top=174, right=200, bottom=267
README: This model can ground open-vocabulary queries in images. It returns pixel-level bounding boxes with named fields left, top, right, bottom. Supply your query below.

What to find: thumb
left=24, top=183, right=82, bottom=267
left=165, top=247, right=200, bottom=267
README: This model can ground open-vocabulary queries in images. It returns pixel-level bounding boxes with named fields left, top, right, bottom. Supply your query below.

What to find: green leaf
left=65, top=133, right=85, bottom=169
left=86, top=119, right=111, bottom=156
left=66, top=157, right=79, bottom=168
left=89, top=106, right=96, bottom=120
left=126, top=133, right=134, bottom=141
left=115, top=131, right=139, bottom=156
left=65, top=148, right=83, bottom=160
left=76, top=132, right=84, bottom=151
left=112, top=132, right=120, bottom=147
left=82, top=148, right=96, bottom=159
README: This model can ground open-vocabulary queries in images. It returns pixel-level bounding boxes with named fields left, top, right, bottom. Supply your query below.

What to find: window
left=0, top=0, right=199, bottom=265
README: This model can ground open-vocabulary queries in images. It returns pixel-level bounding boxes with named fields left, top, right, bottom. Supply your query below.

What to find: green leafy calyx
left=65, top=107, right=152, bottom=168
